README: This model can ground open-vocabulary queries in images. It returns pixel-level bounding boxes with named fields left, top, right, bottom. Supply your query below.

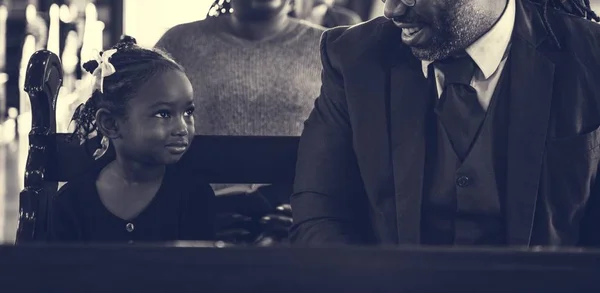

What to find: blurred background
left=0, top=0, right=388, bottom=244
left=0, top=0, right=599, bottom=244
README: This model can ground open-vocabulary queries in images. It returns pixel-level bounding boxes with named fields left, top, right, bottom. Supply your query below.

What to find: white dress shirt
left=421, top=0, right=516, bottom=111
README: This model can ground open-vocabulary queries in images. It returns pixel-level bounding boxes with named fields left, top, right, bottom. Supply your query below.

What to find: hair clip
left=91, top=48, right=117, bottom=93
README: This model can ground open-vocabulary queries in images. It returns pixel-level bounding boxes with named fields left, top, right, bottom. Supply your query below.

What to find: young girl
left=49, top=36, right=216, bottom=243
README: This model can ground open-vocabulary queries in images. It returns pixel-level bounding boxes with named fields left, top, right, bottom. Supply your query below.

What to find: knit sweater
left=155, top=16, right=325, bottom=136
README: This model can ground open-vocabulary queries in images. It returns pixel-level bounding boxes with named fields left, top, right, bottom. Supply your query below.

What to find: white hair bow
left=91, top=48, right=117, bottom=93
left=72, top=48, right=118, bottom=159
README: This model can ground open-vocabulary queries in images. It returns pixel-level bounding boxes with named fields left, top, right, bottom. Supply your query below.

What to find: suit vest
left=421, top=63, right=511, bottom=245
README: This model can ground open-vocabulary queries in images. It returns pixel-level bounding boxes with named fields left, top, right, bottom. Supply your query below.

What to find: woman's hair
left=70, top=35, right=184, bottom=144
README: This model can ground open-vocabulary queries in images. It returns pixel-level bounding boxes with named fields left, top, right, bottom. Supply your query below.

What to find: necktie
left=433, top=56, right=485, bottom=161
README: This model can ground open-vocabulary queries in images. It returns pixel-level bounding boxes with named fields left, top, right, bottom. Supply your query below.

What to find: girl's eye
left=184, top=107, right=195, bottom=117
left=154, top=110, right=170, bottom=118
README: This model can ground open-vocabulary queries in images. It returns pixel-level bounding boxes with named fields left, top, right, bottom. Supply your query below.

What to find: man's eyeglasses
left=381, top=0, right=416, bottom=7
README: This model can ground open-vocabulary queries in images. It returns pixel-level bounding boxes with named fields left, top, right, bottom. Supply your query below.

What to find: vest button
left=456, top=176, right=471, bottom=187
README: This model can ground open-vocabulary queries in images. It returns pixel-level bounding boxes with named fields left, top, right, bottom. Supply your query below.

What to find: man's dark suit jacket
left=290, top=0, right=600, bottom=247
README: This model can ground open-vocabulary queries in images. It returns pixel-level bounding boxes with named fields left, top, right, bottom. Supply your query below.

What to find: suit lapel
left=505, top=0, right=555, bottom=245
left=344, top=24, right=399, bottom=243
left=384, top=23, right=432, bottom=244
left=390, top=64, right=431, bottom=245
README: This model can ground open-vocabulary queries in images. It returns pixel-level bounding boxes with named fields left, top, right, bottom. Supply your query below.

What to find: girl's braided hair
left=69, top=35, right=184, bottom=149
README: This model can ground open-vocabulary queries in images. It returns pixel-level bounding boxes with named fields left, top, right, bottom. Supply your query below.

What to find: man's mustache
left=389, top=14, right=423, bottom=24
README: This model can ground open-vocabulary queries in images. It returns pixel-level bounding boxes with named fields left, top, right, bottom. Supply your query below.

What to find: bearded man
left=291, top=0, right=600, bottom=248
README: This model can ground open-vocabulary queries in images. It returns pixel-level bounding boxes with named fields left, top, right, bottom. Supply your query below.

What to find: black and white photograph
left=0, top=0, right=600, bottom=292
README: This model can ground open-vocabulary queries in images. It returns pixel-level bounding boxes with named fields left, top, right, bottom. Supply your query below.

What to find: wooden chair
left=15, top=50, right=298, bottom=244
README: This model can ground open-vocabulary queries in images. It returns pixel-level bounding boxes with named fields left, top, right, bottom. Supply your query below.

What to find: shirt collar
left=421, top=0, right=515, bottom=79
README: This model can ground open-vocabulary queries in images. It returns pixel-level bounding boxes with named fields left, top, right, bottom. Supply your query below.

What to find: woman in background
left=156, top=0, right=323, bottom=138
left=155, top=0, right=324, bottom=204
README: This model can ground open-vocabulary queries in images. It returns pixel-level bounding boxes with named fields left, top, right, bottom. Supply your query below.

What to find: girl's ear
left=95, top=108, right=120, bottom=139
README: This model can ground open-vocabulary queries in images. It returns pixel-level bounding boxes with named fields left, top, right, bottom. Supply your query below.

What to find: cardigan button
left=126, top=223, right=135, bottom=232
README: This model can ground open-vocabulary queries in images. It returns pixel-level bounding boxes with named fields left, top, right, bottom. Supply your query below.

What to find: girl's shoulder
left=55, top=165, right=102, bottom=206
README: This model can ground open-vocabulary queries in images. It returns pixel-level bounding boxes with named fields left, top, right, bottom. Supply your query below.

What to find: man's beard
left=410, top=3, right=496, bottom=61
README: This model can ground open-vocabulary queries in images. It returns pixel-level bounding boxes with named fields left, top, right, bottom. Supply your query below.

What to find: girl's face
left=116, top=69, right=195, bottom=165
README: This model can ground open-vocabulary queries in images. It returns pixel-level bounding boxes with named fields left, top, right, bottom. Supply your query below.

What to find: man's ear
left=95, top=108, right=120, bottom=139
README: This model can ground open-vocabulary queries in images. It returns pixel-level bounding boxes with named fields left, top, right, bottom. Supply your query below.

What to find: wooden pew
left=1, top=244, right=599, bottom=292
